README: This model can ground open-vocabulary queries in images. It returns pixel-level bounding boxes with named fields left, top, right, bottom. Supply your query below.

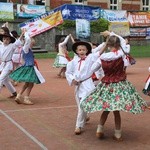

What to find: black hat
left=0, top=32, right=16, bottom=43
left=72, top=41, right=92, bottom=55
left=11, top=30, right=19, bottom=38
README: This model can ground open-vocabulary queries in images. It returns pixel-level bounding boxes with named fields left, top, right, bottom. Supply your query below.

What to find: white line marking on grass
left=4, top=105, right=76, bottom=113
left=0, top=109, right=48, bottom=150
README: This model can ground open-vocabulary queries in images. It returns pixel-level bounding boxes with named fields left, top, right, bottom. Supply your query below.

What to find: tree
left=57, top=18, right=109, bottom=33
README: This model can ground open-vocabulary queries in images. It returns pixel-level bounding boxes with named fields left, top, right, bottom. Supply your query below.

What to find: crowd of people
left=53, top=30, right=150, bottom=140
left=0, top=22, right=149, bottom=142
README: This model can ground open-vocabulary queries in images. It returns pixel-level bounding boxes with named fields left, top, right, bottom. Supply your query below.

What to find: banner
left=146, top=27, right=150, bottom=39
left=102, top=10, right=128, bottom=22
left=109, top=22, right=130, bottom=37
left=19, top=11, right=63, bottom=37
left=130, top=28, right=147, bottom=37
left=54, top=4, right=100, bottom=21
left=0, top=2, right=14, bottom=21
left=17, top=4, right=46, bottom=18
left=127, top=12, right=150, bottom=27
left=76, top=19, right=90, bottom=41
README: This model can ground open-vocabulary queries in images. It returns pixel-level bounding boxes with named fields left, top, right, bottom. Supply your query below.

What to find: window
left=142, top=0, right=150, bottom=11
left=110, top=0, right=118, bottom=10
left=75, top=0, right=83, bottom=2
left=36, top=0, right=45, bottom=5
left=75, top=0, right=84, bottom=4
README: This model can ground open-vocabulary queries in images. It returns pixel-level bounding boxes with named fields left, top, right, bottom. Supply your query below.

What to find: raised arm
left=1, top=22, right=8, bottom=28
left=92, top=42, right=105, bottom=53
left=19, top=29, right=25, bottom=41
left=22, top=31, right=31, bottom=53
left=12, top=29, right=25, bottom=50
left=70, top=34, right=75, bottom=43
left=59, top=34, right=71, bottom=46
left=109, top=31, right=127, bottom=51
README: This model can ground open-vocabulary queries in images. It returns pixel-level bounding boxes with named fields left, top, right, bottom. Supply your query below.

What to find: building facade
left=5, top=0, right=150, bottom=11
left=45, top=0, right=150, bottom=11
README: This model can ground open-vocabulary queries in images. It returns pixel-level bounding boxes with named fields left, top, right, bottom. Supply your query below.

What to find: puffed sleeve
left=22, top=32, right=31, bottom=53
left=59, top=35, right=70, bottom=47
left=92, top=42, right=105, bottom=53
left=91, top=58, right=102, bottom=73
left=124, top=44, right=130, bottom=54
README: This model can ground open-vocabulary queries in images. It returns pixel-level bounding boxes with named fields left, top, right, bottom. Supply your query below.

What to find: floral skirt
left=10, top=66, right=40, bottom=84
left=80, top=80, right=147, bottom=114
left=53, top=55, right=68, bottom=68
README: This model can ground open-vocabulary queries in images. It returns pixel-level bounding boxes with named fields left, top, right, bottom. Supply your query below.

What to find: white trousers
left=0, top=69, right=16, bottom=94
left=75, top=93, right=87, bottom=128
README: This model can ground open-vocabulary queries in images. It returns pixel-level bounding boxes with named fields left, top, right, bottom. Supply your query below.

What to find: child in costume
left=0, top=24, right=18, bottom=98
left=0, top=27, right=24, bottom=96
left=53, top=34, right=71, bottom=78
left=10, top=31, right=45, bottom=105
left=11, top=30, right=23, bottom=86
left=142, top=66, right=150, bottom=97
left=70, top=35, right=81, bottom=59
left=65, top=41, right=105, bottom=135
left=80, top=31, right=148, bottom=141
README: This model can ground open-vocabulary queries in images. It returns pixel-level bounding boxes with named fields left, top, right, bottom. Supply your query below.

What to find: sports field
left=0, top=58, right=149, bottom=150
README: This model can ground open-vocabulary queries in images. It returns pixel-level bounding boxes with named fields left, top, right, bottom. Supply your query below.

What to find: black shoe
left=8, top=92, right=17, bottom=98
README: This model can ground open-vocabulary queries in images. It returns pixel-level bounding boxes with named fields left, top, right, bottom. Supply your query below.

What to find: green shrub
left=57, top=18, right=109, bottom=33
left=91, top=18, right=109, bottom=33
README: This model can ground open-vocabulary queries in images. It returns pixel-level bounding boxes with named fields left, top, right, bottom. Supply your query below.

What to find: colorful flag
left=19, top=11, right=63, bottom=37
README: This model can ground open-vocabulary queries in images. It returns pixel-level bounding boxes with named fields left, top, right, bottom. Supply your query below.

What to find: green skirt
left=80, top=80, right=147, bottom=114
left=10, top=66, right=40, bottom=84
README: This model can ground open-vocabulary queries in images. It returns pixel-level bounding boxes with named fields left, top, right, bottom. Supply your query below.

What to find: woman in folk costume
left=79, top=31, right=148, bottom=141
left=0, top=27, right=24, bottom=97
left=53, top=34, right=71, bottom=78
left=143, top=66, right=150, bottom=97
left=65, top=40, right=105, bottom=135
left=11, top=30, right=23, bottom=86
left=10, top=31, right=45, bottom=105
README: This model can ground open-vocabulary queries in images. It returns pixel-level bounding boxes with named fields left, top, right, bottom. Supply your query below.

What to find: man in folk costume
left=0, top=29, right=24, bottom=94
left=0, top=25, right=19, bottom=98
left=65, top=40, right=105, bottom=135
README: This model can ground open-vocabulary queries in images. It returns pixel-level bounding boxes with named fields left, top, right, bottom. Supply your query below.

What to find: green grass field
left=34, top=45, right=150, bottom=59
left=130, top=45, right=150, bottom=57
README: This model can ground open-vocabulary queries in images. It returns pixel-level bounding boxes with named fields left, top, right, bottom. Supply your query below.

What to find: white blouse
left=0, top=39, right=23, bottom=71
left=65, top=52, right=100, bottom=98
